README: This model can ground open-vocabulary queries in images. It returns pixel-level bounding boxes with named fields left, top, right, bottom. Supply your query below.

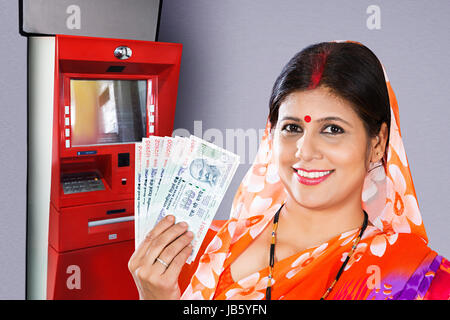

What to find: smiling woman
left=272, top=88, right=384, bottom=215
left=129, top=41, right=450, bottom=300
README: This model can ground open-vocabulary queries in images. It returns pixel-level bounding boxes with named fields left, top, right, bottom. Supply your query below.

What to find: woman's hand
left=128, top=215, right=193, bottom=300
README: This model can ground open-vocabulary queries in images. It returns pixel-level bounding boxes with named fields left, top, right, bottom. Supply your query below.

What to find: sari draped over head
left=179, top=41, right=450, bottom=300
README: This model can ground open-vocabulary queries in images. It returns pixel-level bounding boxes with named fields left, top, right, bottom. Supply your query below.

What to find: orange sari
left=179, top=43, right=450, bottom=300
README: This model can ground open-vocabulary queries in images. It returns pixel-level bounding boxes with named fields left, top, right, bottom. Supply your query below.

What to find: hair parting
left=308, top=51, right=329, bottom=89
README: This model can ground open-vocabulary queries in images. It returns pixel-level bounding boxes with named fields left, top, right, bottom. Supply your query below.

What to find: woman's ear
left=370, top=122, right=388, bottom=163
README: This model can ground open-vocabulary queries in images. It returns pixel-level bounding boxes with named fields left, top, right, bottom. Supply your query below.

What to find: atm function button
left=149, top=104, right=155, bottom=112
left=149, top=115, right=155, bottom=123
left=149, top=125, right=154, bottom=133
left=65, top=106, right=70, bottom=115
left=65, top=128, right=70, bottom=137
left=65, top=140, right=70, bottom=148
left=65, top=117, right=70, bottom=126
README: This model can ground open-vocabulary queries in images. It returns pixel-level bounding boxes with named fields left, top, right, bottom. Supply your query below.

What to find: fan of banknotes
left=134, top=135, right=240, bottom=264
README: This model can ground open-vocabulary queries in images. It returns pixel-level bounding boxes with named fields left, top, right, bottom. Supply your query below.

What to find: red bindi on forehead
left=304, top=115, right=311, bottom=123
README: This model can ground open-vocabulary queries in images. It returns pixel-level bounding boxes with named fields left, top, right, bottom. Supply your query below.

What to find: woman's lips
left=293, top=168, right=334, bottom=186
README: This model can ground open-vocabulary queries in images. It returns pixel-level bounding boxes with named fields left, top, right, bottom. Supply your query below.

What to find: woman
left=128, top=41, right=450, bottom=300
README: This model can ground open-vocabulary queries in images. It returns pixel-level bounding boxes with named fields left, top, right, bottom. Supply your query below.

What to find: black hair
left=268, top=42, right=390, bottom=142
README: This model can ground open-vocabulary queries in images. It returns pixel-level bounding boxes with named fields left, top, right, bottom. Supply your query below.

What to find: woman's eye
left=282, top=124, right=302, bottom=134
left=322, top=124, right=344, bottom=135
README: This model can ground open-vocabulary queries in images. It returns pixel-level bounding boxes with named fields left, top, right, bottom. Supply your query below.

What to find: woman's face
left=272, top=86, right=373, bottom=210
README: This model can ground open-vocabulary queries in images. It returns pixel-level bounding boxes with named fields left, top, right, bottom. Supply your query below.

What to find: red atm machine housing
left=46, top=35, right=182, bottom=299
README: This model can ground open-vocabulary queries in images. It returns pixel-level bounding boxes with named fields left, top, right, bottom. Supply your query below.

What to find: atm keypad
left=61, top=172, right=105, bottom=194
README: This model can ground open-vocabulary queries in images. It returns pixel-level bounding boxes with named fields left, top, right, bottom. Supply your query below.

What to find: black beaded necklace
left=265, top=203, right=369, bottom=300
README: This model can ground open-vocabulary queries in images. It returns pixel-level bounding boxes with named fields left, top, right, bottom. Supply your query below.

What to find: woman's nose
left=295, top=132, right=321, bottom=161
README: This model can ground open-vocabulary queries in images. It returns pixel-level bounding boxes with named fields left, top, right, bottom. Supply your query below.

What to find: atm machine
left=27, top=35, right=182, bottom=299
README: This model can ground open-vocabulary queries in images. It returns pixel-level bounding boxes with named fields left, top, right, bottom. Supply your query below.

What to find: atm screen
left=70, top=79, right=148, bottom=146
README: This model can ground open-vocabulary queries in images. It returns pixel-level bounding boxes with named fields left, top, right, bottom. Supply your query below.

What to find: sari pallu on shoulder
left=179, top=222, right=449, bottom=300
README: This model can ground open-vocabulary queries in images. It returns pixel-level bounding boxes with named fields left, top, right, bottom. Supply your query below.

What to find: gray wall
left=159, top=0, right=450, bottom=262
left=0, top=0, right=28, bottom=300
left=0, top=0, right=448, bottom=299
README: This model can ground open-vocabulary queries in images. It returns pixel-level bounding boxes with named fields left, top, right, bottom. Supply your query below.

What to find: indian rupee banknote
left=135, top=135, right=240, bottom=264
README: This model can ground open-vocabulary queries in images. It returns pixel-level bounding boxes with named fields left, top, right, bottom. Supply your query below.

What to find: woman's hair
left=268, top=42, right=391, bottom=141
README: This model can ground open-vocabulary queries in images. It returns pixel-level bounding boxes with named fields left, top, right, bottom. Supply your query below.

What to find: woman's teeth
left=296, top=169, right=333, bottom=179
